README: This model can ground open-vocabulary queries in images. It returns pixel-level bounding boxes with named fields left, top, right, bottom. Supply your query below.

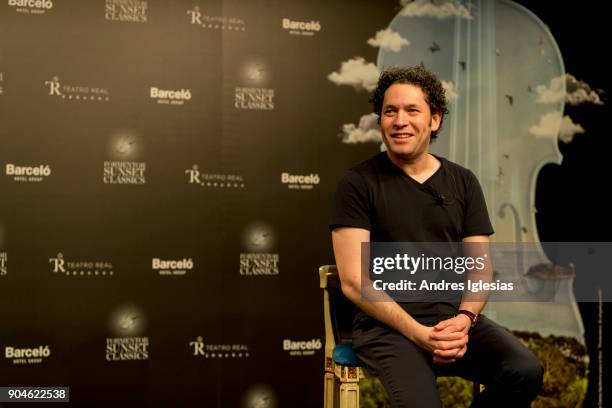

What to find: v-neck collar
left=383, top=153, right=444, bottom=186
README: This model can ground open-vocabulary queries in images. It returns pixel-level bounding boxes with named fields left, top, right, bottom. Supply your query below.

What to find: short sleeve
left=329, top=170, right=372, bottom=231
left=461, top=171, right=494, bottom=238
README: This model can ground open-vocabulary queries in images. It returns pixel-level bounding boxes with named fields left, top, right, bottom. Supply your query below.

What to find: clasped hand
left=413, top=314, right=471, bottom=364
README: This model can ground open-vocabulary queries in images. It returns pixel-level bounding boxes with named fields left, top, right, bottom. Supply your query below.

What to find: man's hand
left=426, top=314, right=472, bottom=363
left=434, top=314, right=471, bottom=335
left=409, top=321, right=469, bottom=364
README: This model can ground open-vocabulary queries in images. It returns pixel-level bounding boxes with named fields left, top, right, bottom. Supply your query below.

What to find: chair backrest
left=319, top=265, right=358, bottom=345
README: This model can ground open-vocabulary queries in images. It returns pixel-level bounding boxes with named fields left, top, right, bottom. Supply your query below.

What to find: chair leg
left=339, top=382, right=359, bottom=408
left=473, top=382, right=484, bottom=398
left=324, top=372, right=336, bottom=408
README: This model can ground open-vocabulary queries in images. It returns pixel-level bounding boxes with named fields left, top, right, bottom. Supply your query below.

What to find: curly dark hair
left=371, top=66, right=449, bottom=139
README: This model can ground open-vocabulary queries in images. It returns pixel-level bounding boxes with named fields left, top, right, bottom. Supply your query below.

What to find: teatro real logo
left=105, top=0, right=147, bottom=23
left=103, top=129, right=146, bottom=185
left=235, top=58, right=274, bottom=111
left=44, top=76, right=110, bottom=102
left=49, top=253, right=114, bottom=277
left=0, top=252, right=7, bottom=276
left=106, top=304, right=149, bottom=361
left=7, top=0, right=53, bottom=15
left=187, top=5, right=246, bottom=31
left=239, top=222, right=279, bottom=276
left=189, top=336, right=250, bottom=359
left=185, top=165, right=245, bottom=189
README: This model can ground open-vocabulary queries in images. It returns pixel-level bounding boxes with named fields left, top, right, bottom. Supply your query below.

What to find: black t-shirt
left=329, top=152, right=494, bottom=319
left=330, top=152, right=493, bottom=241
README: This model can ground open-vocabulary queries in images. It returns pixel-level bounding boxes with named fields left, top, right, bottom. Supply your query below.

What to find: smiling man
left=330, top=66, right=543, bottom=407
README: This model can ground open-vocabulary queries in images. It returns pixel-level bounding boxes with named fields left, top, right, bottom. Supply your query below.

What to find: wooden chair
left=320, top=265, right=364, bottom=408
left=319, top=265, right=482, bottom=408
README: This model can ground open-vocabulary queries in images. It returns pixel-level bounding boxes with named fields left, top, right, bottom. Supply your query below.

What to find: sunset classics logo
left=239, top=223, right=279, bottom=276
left=242, top=385, right=277, bottom=408
left=106, top=304, right=149, bottom=361
left=235, top=58, right=274, bottom=111
left=44, top=76, right=110, bottom=102
left=105, top=0, right=147, bottom=23
left=103, top=129, right=146, bottom=185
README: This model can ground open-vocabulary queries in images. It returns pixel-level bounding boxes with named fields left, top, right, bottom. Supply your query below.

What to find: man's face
left=380, top=83, right=441, bottom=161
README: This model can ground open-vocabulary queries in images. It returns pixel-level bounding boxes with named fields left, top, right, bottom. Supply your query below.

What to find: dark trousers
left=352, top=314, right=544, bottom=408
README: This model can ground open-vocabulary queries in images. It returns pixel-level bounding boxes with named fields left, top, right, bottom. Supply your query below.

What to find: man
left=330, top=66, right=543, bottom=407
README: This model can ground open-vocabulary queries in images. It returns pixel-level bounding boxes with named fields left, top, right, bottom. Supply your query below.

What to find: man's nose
left=394, top=110, right=409, bottom=127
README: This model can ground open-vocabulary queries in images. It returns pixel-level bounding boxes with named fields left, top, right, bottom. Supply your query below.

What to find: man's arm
left=457, top=235, right=492, bottom=318
left=332, top=227, right=468, bottom=362
left=431, top=235, right=492, bottom=360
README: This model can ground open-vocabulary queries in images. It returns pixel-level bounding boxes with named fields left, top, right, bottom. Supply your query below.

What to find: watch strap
left=457, top=309, right=477, bottom=328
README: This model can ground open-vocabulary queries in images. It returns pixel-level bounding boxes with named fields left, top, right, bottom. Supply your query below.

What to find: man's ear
left=431, top=112, right=442, bottom=132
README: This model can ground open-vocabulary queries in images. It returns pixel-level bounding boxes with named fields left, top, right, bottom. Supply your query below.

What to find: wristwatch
left=457, top=309, right=478, bottom=329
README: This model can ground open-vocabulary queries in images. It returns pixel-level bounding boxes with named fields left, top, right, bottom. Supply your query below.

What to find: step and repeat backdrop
left=0, top=0, right=386, bottom=405
left=0, top=0, right=608, bottom=406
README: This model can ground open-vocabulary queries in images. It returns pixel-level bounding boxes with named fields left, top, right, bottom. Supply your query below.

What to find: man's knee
left=508, top=352, right=544, bottom=395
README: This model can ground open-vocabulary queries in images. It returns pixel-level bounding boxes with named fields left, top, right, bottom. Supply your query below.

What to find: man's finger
left=435, top=344, right=468, bottom=359
left=434, top=320, right=450, bottom=330
left=434, top=338, right=468, bottom=353
left=430, top=331, right=466, bottom=341
left=433, top=323, right=463, bottom=334
left=456, top=345, right=468, bottom=358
